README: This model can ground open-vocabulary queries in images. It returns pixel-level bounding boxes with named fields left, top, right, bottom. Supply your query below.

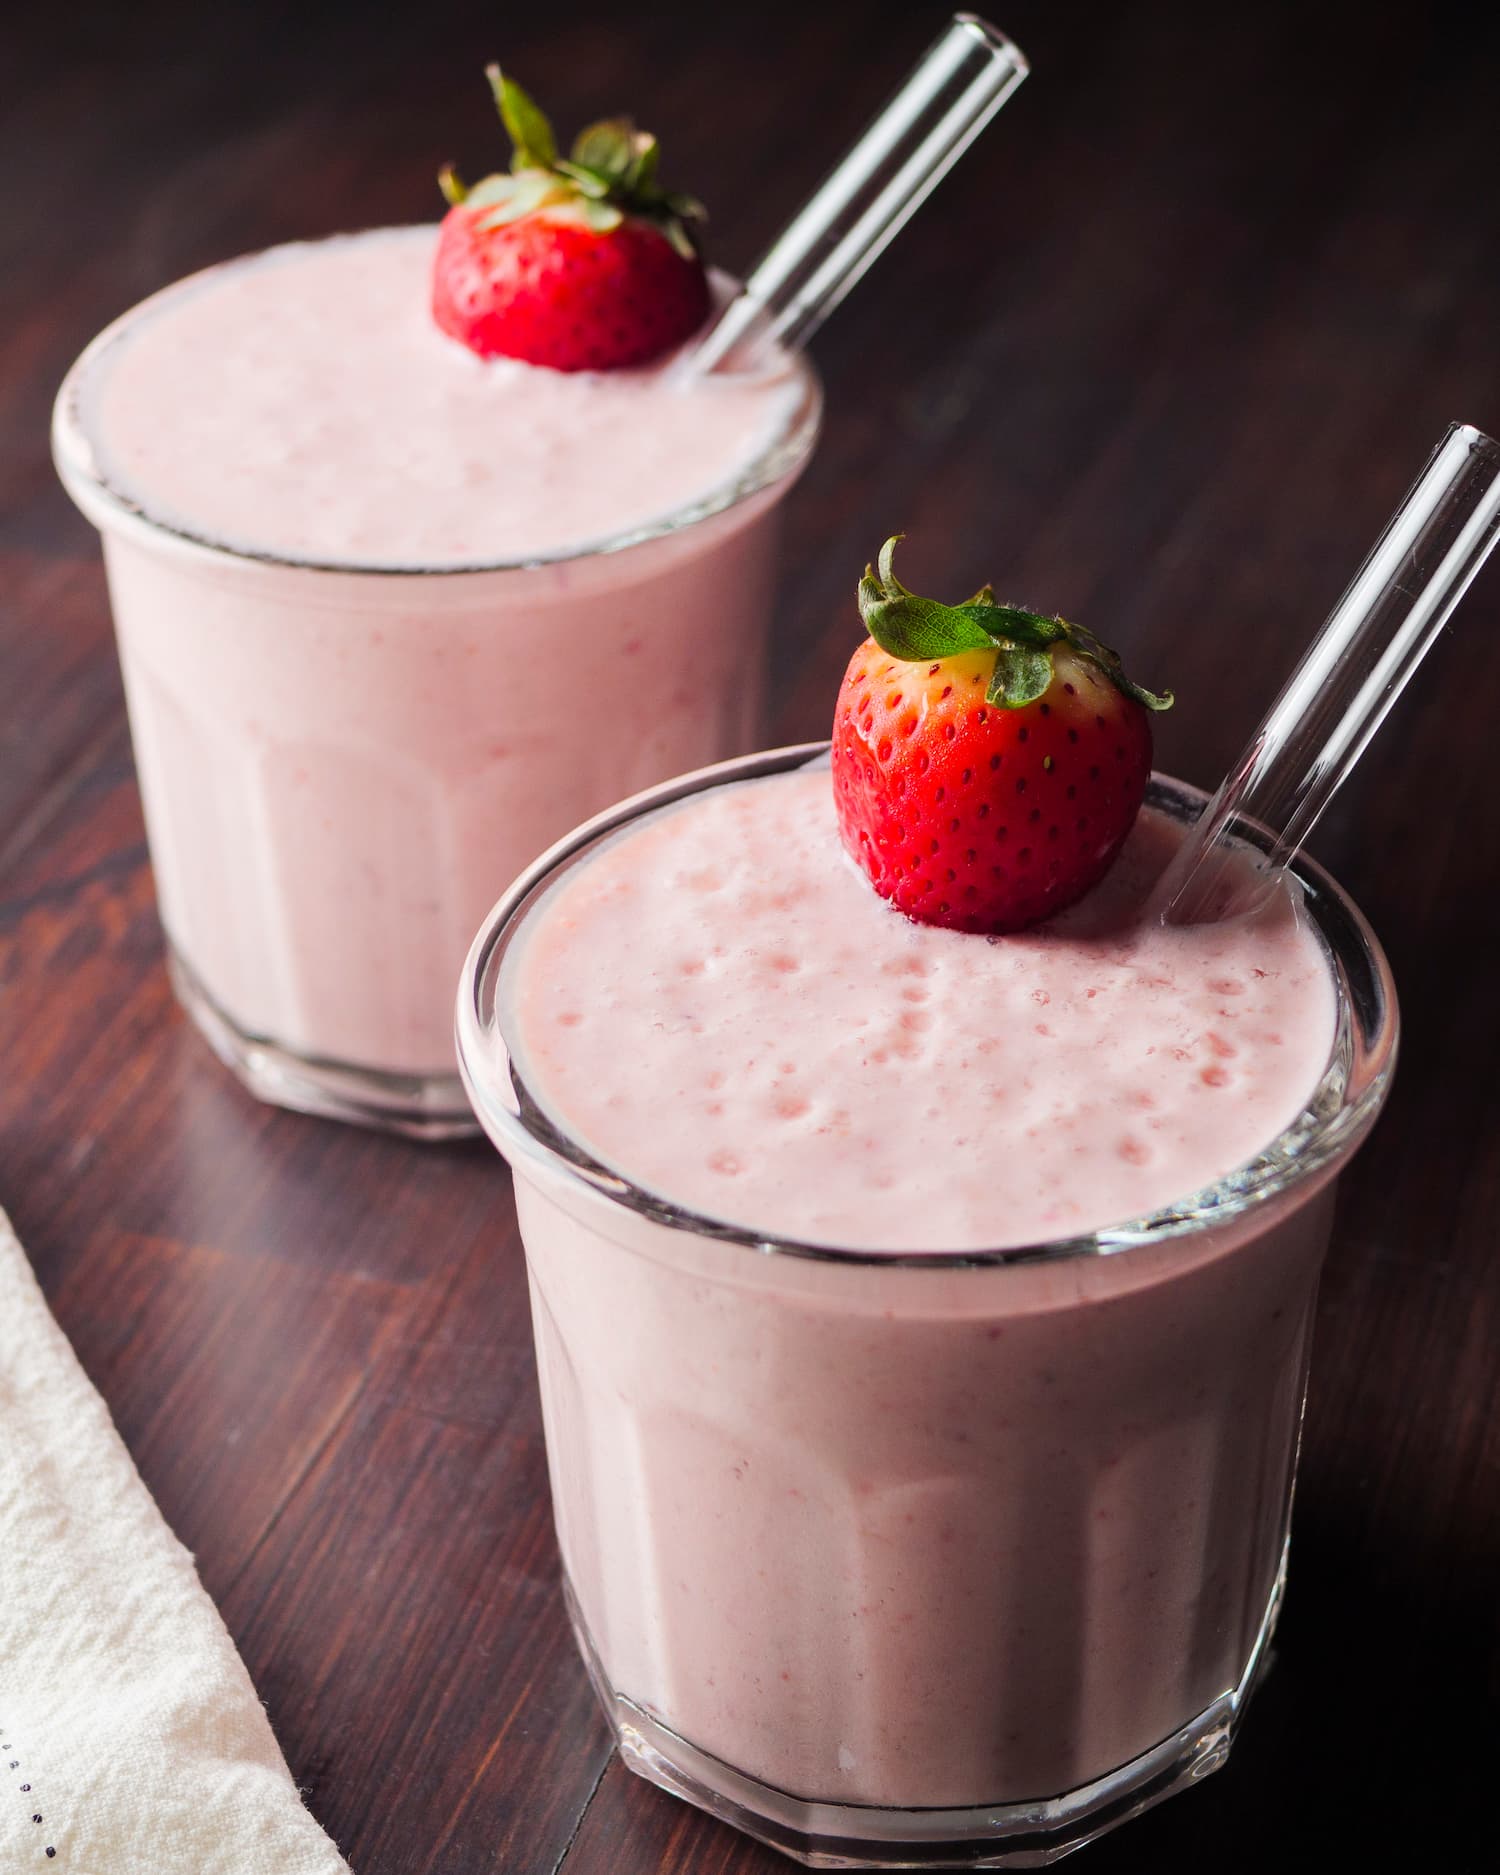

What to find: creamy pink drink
left=53, top=228, right=817, bottom=1133
left=457, top=749, right=1396, bottom=1865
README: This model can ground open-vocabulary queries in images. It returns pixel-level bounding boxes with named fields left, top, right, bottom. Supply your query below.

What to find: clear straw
left=684, top=14, right=1028, bottom=374
left=1157, top=422, right=1500, bottom=925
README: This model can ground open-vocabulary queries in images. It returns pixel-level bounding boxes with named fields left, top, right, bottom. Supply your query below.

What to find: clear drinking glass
left=456, top=744, right=1396, bottom=1868
left=52, top=250, right=821, bottom=1137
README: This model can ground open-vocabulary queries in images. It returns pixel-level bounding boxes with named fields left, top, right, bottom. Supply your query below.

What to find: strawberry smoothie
left=53, top=228, right=818, bottom=1131
left=457, top=749, right=1397, bottom=1864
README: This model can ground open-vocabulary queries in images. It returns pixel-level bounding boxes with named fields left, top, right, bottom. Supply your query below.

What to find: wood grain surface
left=2, top=1, right=1497, bottom=1868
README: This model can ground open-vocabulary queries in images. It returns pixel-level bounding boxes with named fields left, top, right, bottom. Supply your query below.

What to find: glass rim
left=50, top=226, right=824, bottom=580
left=455, top=743, right=1399, bottom=1272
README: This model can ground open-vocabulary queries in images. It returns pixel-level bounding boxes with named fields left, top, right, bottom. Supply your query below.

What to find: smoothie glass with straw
left=51, top=15, right=1027, bottom=1138
left=456, top=424, right=1500, bottom=1866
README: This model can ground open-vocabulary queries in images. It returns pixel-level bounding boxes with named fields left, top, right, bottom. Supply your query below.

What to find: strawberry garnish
left=433, top=65, right=710, bottom=371
left=832, top=538, right=1173, bottom=934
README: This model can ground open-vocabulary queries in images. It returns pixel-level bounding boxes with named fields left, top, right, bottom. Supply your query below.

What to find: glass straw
left=1157, top=423, right=1500, bottom=925
left=684, top=14, right=1028, bottom=374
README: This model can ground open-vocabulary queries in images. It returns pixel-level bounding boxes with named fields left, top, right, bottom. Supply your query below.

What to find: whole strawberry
left=434, top=66, right=710, bottom=371
left=832, top=539, right=1173, bottom=933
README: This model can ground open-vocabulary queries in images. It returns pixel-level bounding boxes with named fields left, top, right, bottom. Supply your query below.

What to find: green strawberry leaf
left=574, top=199, right=625, bottom=233
left=553, top=160, right=615, bottom=200
left=473, top=171, right=573, bottom=230
left=663, top=189, right=706, bottom=224
left=464, top=173, right=522, bottom=208
left=1064, top=619, right=1174, bottom=710
left=859, top=575, right=999, bottom=660
left=627, top=133, right=661, bottom=193
left=986, top=643, right=1054, bottom=709
left=571, top=117, right=637, bottom=182
left=954, top=603, right=1068, bottom=651
left=1113, top=675, right=1174, bottom=711
left=488, top=65, right=559, bottom=172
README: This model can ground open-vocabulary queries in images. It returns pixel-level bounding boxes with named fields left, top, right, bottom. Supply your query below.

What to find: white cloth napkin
left=0, top=1209, right=351, bottom=1874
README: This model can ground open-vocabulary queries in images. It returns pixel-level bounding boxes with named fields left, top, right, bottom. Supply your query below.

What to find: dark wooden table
left=4, top=1, right=1497, bottom=1868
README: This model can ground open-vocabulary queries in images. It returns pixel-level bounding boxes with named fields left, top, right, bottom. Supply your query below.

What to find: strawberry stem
left=487, top=64, right=559, bottom=172
left=857, top=537, right=1173, bottom=713
left=438, top=64, right=706, bottom=260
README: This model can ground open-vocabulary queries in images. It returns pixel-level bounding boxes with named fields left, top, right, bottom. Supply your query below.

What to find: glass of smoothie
left=48, top=16, right=1029, bottom=1138
left=455, top=732, right=1395, bottom=1864
left=448, top=483, right=1440, bottom=1860
left=456, top=421, right=1498, bottom=1863
left=52, top=214, right=819, bottom=1136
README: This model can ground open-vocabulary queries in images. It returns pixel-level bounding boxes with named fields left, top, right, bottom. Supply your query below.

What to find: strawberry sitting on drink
left=434, top=66, right=710, bottom=370
left=833, top=537, right=1173, bottom=932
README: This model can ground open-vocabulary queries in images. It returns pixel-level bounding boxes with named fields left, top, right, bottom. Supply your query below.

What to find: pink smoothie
left=507, top=767, right=1335, bottom=1250
left=54, top=230, right=816, bottom=1096
left=80, top=228, right=802, bottom=570
left=490, top=763, right=1344, bottom=1809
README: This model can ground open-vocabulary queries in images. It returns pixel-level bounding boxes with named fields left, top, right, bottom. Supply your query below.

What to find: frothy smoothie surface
left=77, top=228, right=802, bottom=568
left=505, top=766, right=1337, bottom=1251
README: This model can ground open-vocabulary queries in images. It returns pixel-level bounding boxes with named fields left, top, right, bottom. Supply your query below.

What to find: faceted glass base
left=563, top=1553, right=1285, bottom=1868
left=167, top=944, right=478, bottom=1140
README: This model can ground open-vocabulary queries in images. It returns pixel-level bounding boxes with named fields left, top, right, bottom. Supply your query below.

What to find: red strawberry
left=832, top=538, right=1173, bottom=933
left=433, top=65, right=710, bottom=371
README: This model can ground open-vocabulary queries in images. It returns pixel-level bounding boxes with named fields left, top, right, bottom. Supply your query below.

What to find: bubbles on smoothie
left=882, top=953, right=930, bottom=980
left=708, top=1149, right=744, bottom=1176
left=746, top=888, right=799, bottom=916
